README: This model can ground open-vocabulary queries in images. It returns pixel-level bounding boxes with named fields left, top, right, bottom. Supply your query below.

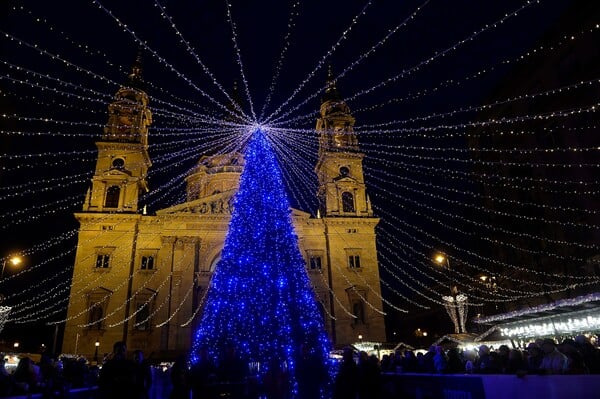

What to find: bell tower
left=84, top=54, right=152, bottom=213
left=313, top=69, right=385, bottom=346
left=315, top=68, right=372, bottom=217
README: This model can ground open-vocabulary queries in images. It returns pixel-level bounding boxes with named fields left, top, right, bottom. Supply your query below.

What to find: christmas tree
left=190, top=129, right=331, bottom=395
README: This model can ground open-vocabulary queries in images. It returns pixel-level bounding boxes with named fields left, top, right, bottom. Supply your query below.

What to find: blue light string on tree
left=190, top=129, right=331, bottom=397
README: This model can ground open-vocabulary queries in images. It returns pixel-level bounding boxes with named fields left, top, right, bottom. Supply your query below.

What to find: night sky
left=1, top=0, right=598, bottom=350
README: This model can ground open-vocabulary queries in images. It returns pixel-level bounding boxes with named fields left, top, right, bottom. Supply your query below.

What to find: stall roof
left=473, top=293, right=600, bottom=325
left=433, top=333, right=512, bottom=350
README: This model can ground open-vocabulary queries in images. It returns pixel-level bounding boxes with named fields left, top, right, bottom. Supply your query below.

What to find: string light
left=1, top=2, right=598, bottom=339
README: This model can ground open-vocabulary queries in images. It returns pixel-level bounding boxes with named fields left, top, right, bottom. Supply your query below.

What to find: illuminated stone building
left=62, top=62, right=385, bottom=359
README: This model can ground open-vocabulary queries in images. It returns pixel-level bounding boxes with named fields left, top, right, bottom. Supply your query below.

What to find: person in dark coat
left=133, top=350, right=153, bottom=399
left=333, top=347, right=358, bottom=399
left=217, top=344, right=247, bottom=383
left=420, top=346, right=436, bottom=373
left=13, top=357, right=38, bottom=394
left=506, top=349, right=526, bottom=374
left=98, top=341, right=137, bottom=399
left=575, top=335, right=600, bottom=373
left=0, top=357, right=15, bottom=396
left=170, top=355, right=190, bottom=399
left=446, top=348, right=464, bottom=373
left=357, top=352, right=381, bottom=399
left=263, top=358, right=290, bottom=399
left=296, top=343, right=327, bottom=399
left=189, top=346, right=217, bottom=399
left=526, top=343, right=543, bottom=373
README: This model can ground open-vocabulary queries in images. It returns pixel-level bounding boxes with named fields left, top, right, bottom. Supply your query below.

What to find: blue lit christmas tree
left=191, top=129, right=331, bottom=395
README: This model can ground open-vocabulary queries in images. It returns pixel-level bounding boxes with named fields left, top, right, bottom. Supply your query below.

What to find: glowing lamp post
left=433, top=252, right=468, bottom=334
left=0, top=255, right=22, bottom=334
left=1, top=255, right=23, bottom=280
left=94, top=340, right=100, bottom=364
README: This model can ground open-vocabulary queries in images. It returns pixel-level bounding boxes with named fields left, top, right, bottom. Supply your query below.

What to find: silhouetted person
left=506, top=349, right=526, bottom=374
left=0, top=357, right=15, bottom=396
left=263, top=358, right=290, bottom=399
left=575, top=335, right=600, bottom=373
left=296, top=343, right=327, bottom=399
left=446, top=348, right=464, bottom=374
left=540, top=339, right=567, bottom=374
left=357, top=352, right=380, bottom=399
left=217, top=344, right=247, bottom=383
left=170, top=355, right=190, bottom=399
left=559, top=339, right=588, bottom=374
left=401, top=351, right=418, bottom=373
left=217, top=344, right=247, bottom=399
left=39, top=353, right=64, bottom=398
left=433, top=346, right=448, bottom=374
left=497, top=345, right=510, bottom=373
left=98, top=341, right=137, bottom=399
left=333, top=347, right=358, bottom=399
left=133, top=350, right=153, bottom=399
left=526, top=343, right=543, bottom=373
left=190, top=346, right=217, bottom=399
left=421, top=346, right=435, bottom=373
left=475, top=345, right=498, bottom=374
left=13, top=357, right=37, bottom=394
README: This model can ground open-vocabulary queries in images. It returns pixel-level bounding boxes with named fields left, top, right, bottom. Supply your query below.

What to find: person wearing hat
left=539, top=338, right=567, bottom=374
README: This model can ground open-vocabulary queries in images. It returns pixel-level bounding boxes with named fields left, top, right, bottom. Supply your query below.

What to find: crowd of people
left=0, top=335, right=598, bottom=398
left=381, top=335, right=600, bottom=375
left=163, top=343, right=329, bottom=399
left=0, top=353, right=98, bottom=397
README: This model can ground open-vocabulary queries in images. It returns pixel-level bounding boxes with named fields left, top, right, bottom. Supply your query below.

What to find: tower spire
left=127, top=49, right=144, bottom=90
left=322, top=65, right=341, bottom=103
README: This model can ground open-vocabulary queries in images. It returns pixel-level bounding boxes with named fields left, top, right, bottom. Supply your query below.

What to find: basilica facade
left=62, top=61, right=386, bottom=359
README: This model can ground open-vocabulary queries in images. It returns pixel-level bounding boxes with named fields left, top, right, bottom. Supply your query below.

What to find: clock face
left=112, top=158, right=125, bottom=169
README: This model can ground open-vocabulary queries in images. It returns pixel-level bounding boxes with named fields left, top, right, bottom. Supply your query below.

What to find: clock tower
left=314, top=69, right=385, bottom=344
left=315, top=68, right=372, bottom=218
left=83, top=54, right=152, bottom=213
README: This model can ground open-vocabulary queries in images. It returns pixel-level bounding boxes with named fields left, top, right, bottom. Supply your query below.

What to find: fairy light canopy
left=0, top=0, right=598, bottom=349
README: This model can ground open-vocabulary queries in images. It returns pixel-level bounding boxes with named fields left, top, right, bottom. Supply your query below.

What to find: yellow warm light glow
left=434, top=254, right=446, bottom=265
left=9, top=256, right=22, bottom=266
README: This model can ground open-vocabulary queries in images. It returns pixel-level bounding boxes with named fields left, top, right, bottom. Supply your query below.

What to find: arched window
left=342, top=192, right=355, bottom=213
left=353, top=301, right=365, bottom=325
left=134, top=302, right=150, bottom=331
left=89, top=304, right=103, bottom=329
left=105, top=186, right=120, bottom=208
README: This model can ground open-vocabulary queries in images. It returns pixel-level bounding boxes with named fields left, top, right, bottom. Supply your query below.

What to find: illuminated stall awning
left=473, top=293, right=600, bottom=339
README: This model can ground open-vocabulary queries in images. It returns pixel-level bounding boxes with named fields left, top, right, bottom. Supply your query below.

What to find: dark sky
left=1, top=0, right=596, bottom=349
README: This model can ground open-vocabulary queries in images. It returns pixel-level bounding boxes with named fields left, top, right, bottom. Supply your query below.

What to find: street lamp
left=13, top=342, right=19, bottom=350
left=433, top=253, right=457, bottom=294
left=432, top=252, right=467, bottom=334
left=94, top=340, right=100, bottom=364
left=434, top=253, right=448, bottom=267
left=1, top=255, right=23, bottom=279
